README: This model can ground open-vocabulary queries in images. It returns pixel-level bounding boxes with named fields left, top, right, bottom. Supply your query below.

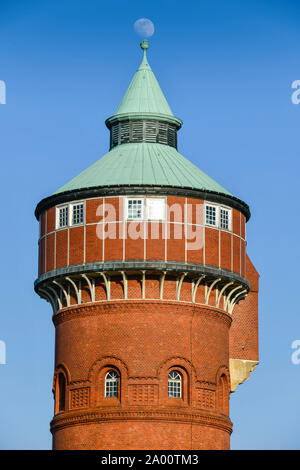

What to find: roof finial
left=139, top=40, right=149, bottom=67
left=140, top=39, right=149, bottom=51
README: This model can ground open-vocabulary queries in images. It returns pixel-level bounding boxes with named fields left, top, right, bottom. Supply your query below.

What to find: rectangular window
left=146, top=198, right=166, bottom=220
left=220, top=208, right=229, bottom=230
left=72, top=203, right=84, bottom=225
left=168, top=381, right=181, bottom=398
left=56, top=201, right=84, bottom=229
left=58, top=205, right=68, bottom=228
left=205, top=205, right=217, bottom=226
left=105, top=381, right=118, bottom=397
left=105, top=371, right=119, bottom=398
left=127, top=199, right=143, bottom=219
left=205, top=204, right=232, bottom=231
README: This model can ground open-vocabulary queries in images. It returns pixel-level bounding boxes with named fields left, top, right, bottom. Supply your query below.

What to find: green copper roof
left=53, top=41, right=232, bottom=199
left=54, top=142, right=231, bottom=196
left=113, top=40, right=174, bottom=118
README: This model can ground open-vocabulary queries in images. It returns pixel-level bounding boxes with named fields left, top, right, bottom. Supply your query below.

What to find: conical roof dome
left=105, top=40, right=182, bottom=129
left=114, top=40, right=174, bottom=117
left=54, top=142, right=231, bottom=195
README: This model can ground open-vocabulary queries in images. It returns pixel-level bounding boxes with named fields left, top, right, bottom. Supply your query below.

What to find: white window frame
left=105, top=370, right=119, bottom=398
left=71, top=202, right=85, bottom=226
left=204, top=203, right=232, bottom=231
left=125, top=197, right=144, bottom=220
left=219, top=207, right=231, bottom=231
left=146, top=197, right=166, bottom=221
left=168, top=370, right=182, bottom=398
left=56, top=204, right=69, bottom=229
left=55, top=201, right=85, bottom=229
left=205, top=203, right=218, bottom=227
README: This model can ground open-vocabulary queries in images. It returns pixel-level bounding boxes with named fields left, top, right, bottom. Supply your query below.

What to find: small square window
left=127, top=199, right=143, bottom=219
left=58, top=206, right=68, bottom=228
left=72, top=203, right=84, bottom=225
left=205, top=204, right=232, bottom=231
left=205, top=205, right=217, bottom=226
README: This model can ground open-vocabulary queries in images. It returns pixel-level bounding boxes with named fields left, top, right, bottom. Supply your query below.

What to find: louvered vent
left=131, top=121, right=144, bottom=142
left=167, top=125, right=177, bottom=148
left=158, top=123, right=168, bottom=145
left=110, top=121, right=178, bottom=149
left=144, top=121, right=158, bottom=142
left=111, top=124, right=119, bottom=147
left=120, top=121, right=130, bottom=144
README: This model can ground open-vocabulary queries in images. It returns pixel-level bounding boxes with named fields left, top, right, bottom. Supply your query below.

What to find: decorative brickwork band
left=50, top=409, right=233, bottom=435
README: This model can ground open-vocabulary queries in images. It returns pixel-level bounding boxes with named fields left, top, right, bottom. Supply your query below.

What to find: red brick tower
left=34, top=41, right=259, bottom=450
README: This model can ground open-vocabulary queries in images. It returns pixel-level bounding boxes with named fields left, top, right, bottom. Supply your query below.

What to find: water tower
left=34, top=41, right=259, bottom=450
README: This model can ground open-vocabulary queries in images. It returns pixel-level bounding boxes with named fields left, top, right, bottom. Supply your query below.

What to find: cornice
left=105, top=112, right=182, bottom=129
left=52, top=301, right=233, bottom=327
left=34, top=260, right=249, bottom=291
left=34, top=184, right=250, bottom=221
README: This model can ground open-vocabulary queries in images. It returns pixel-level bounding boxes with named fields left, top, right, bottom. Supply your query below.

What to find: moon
left=134, top=18, right=155, bottom=38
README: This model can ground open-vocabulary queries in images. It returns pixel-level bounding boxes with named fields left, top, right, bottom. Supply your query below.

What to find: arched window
left=58, top=373, right=66, bottom=412
left=217, top=374, right=229, bottom=414
left=105, top=370, right=119, bottom=397
left=168, top=370, right=182, bottom=398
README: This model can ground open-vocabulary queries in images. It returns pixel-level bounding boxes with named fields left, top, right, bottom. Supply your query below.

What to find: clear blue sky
left=0, top=0, right=299, bottom=450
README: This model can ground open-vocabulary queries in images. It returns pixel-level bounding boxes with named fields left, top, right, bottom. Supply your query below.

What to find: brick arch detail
left=88, top=355, right=129, bottom=383
left=156, top=356, right=195, bottom=406
left=87, top=356, right=129, bottom=407
left=53, top=362, right=71, bottom=392
left=215, top=365, right=230, bottom=387
left=215, top=365, right=230, bottom=416
left=53, top=363, right=70, bottom=414
left=156, top=356, right=197, bottom=379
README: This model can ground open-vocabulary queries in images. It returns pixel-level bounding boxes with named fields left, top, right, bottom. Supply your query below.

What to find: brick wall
left=38, top=195, right=246, bottom=278
left=52, top=301, right=232, bottom=450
